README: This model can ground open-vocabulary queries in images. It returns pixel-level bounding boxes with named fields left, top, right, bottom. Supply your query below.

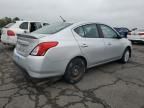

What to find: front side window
left=100, top=25, right=117, bottom=38
left=83, top=24, right=99, bottom=38
left=19, top=22, right=28, bottom=30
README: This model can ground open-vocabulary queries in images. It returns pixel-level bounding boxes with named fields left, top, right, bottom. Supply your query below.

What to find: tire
left=64, top=58, right=86, bottom=84
left=120, top=48, right=130, bottom=63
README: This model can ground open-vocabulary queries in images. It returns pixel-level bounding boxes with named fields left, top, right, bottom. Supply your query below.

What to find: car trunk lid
left=16, top=33, right=53, bottom=57
left=16, top=34, right=40, bottom=57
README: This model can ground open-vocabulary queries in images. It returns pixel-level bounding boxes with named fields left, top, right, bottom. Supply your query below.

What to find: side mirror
left=118, top=32, right=127, bottom=38
left=113, top=35, right=122, bottom=39
left=117, top=35, right=122, bottom=39
left=122, top=33, right=128, bottom=38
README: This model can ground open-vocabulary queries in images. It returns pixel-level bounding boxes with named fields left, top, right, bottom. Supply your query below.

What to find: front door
left=99, top=24, right=123, bottom=60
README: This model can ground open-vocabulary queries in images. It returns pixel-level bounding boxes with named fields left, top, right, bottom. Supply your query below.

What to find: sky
left=0, top=0, right=144, bottom=28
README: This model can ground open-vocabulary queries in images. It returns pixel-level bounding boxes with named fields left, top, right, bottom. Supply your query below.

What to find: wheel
left=120, top=48, right=130, bottom=63
left=64, top=58, right=86, bottom=84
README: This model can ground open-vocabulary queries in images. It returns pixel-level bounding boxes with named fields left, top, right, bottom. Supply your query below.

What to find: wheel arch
left=65, top=56, right=87, bottom=73
left=126, top=46, right=132, bottom=57
left=74, top=56, right=87, bottom=67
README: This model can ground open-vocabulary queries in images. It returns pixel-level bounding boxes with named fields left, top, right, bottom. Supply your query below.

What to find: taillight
left=7, top=30, right=15, bottom=36
left=128, top=32, right=131, bottom=35
left=139, top=33, right=144, bottom=39
left=138, top=33, right=144, bottom=36
left=30, top=42, right=58, bottom=56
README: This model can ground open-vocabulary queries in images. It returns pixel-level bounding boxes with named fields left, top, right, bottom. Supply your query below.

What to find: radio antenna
left=60, top=16, right=66, bottom=22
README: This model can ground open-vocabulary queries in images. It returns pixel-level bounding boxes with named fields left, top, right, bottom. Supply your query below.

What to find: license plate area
left=16, top=43, right=28, bottom=54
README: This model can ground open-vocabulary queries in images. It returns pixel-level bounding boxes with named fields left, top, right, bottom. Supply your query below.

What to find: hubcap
left=67, top=59, right=85, bottom=83
left=124, top=50, right=130, bottom=62
left=72, top=66, right=80, bottom=77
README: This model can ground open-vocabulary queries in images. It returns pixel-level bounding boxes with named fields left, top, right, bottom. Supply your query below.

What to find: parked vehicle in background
left=114, top=27, right=131, bottom=38
left=13, top=22, right=132, bottom=84
left=0, top=27, right=2, bottom=40
left=131, top=28, right=137, bottom=31
left=128, top=29, right=144, bottom=43
left=1, top=21, right=49, bottom=45
left=0, top=28, right=2, bottom=35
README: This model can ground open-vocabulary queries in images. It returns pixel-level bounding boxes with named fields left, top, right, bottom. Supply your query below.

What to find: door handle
left=81, top=44, right=88, bottom=48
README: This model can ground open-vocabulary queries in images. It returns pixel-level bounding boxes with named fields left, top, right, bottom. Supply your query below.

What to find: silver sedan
left=13, top=22, right=132, bottom=84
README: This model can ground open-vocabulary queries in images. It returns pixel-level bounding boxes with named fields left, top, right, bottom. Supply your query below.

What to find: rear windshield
left=4, top=23, right=15, bottom=28
left=33, top=23, right=72, bottom=34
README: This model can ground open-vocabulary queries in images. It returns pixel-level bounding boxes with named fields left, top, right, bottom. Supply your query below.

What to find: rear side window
left=19, top=22, right=28, bottom=30
left=74, top=26, right=85, bottom=37
left=74, top=24, right=99, bottom=38
left=33, top=23, right=72, bottom=34
left=83, top=24, right=99, bottom=38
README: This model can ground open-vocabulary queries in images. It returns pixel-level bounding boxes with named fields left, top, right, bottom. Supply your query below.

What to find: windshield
left=4, top=23, right=15, bottom=28
left=33, top=23, right=73, bottom=34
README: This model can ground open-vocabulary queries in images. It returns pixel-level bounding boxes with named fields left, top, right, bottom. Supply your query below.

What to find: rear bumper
left=13, top=49, right=65, bottom=78
left=1, top=34, right=16, bottom=45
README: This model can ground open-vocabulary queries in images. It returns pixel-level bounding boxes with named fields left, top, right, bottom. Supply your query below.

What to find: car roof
left=74, top=21, right=103, bottom=25
left=16, top=21, right=48, bottom=23
left=67, top=21, right=109, bottom=29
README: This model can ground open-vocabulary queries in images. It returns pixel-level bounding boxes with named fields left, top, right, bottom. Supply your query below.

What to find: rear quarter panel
left=37, top=29, right=84, bottom=73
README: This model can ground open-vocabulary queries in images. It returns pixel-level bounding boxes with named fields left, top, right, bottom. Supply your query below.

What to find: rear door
left=99, top=24, right=123, bottom=60
left=73, top=23, right=105, bottom=67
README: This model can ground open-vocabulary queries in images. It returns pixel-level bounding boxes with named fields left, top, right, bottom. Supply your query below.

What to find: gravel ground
left=0, top=43, right=144, bottom=108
